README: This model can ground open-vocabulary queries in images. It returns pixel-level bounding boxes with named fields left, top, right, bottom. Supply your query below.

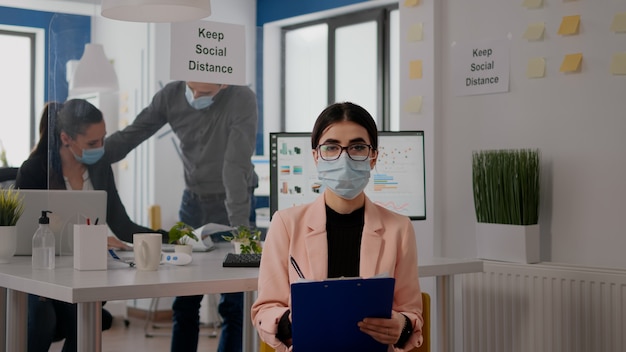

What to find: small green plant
left=472, top=149, right=540, bottom=225
left=222, top=225, right=262, bottom=254
left=0, top=139, right=7, bottom=167
left=167, top=221, right=199, bottom=245
left=0, top=186, right=24, bottom=226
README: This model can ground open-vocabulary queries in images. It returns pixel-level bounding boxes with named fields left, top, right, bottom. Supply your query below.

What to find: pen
left=108, top=249, right=135, bottom=267
left=94, top=218, right=99, bottom=225
left=290, top=255, right=305, bottom=279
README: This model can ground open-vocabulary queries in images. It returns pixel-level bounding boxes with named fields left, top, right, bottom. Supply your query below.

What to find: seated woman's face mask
left=317, top=154, right=371, bottom=200
left=68, top=141, right=105, bottom=165
left=186, top=85, right=220, bottom=110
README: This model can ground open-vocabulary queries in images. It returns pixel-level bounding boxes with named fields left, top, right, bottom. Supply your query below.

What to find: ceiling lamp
left=101, top=0, right=212, bottom=23
left=69, top=43, right=119, bottom=95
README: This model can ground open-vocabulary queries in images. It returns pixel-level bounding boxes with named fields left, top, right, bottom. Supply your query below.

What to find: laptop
left=161, top=223, right=234, bottom=252
left=15, top=190, right=107, bottom=256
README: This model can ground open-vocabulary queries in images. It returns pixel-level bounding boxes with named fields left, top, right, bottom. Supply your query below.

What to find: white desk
left=0, top=246, right=482, bottom=352
left=0, top=243, right=258, bottom=352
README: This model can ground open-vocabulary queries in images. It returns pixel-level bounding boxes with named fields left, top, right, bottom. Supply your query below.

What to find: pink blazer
left=251, top=194, right=423, bottom=352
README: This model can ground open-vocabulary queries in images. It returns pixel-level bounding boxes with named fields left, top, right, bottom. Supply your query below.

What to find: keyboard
left=222, top=253, right=262, bottom=268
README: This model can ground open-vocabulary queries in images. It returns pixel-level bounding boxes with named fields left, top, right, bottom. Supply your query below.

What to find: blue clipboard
left=290, top=276, right=395, bottom=352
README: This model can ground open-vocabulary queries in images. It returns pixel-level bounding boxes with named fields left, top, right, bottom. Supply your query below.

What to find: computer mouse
left=161, top=252, right=192, bottom=265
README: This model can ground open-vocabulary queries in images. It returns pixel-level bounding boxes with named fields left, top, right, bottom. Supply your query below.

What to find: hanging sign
left=452, top=38, right=510, bottom=96
left=170, top=20, right=246, bottom=85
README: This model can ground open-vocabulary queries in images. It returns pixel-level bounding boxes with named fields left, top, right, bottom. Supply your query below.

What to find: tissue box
left=73, top=224, right=107, bottom=270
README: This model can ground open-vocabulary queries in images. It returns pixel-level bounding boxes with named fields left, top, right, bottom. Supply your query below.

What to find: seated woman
left=251, top=102, right=424, bottom=351
left=16, top=99, right=164, bottom=352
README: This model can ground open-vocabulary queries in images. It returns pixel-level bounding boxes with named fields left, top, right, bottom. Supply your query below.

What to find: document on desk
left=290, top=276, right=395, bottom=352
left=162, top=223, right=235, bottom=252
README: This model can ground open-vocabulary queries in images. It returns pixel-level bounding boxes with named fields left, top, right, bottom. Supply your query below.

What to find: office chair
left=0, top=167, right=18, bottom=188
left=259, top=292, right=431, bottom=352
left=412, top=292, right=431, bottom=352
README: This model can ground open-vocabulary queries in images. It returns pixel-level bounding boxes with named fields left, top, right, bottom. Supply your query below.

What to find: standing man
left=105, top=81, right=258, bottom=352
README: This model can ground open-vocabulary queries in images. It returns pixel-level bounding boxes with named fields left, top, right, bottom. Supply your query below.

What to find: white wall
left=437, top=0, right=626, bottom=269
left=399, top=1, right=439, bottom=349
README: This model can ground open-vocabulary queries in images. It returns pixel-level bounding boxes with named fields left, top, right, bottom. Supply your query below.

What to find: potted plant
left=0, top=186, right=24, bottom=263
left=168, top=221, right=199, bottom=255
left=472, top=149, right=540, bottom=263
left=222, top=225, right=262, bottom=254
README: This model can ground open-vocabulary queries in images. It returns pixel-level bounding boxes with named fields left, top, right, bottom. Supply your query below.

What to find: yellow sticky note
left=409, top=60, right=423, bottom=79
left=560, top=53, right=582, bottom=72
left=404, top=0, right=420, bottom=7
left=610, top=53, right=626, bottom=75
left=610, top=12, right=626, bottom=33
left=558, top=15, right=581, bottom=35
left=522, top=0, right=543, bottom=9
left=404, top=96, right=423, bottom=113
left=527, top=57, right=546, bottom=78
left=523, top=23, right=545, bottom=41
left=408, top=23, right=424, bottom=42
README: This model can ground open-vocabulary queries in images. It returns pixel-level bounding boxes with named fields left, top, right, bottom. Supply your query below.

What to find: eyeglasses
left=317, top=143, right=373, bottom=161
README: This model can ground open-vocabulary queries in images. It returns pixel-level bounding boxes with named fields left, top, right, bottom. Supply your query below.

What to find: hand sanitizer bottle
left=32, top=210, right=55, bottom=269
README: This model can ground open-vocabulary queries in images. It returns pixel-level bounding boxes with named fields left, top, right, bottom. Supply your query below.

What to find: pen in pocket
left=290, top=255, right=305, bottom=279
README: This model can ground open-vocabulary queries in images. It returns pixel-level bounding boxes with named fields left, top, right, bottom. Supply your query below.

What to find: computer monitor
left=269, top=131, right=426, bottom=220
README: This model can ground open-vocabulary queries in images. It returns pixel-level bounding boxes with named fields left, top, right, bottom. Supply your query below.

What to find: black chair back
left=0, top=167, right=19, bottom=188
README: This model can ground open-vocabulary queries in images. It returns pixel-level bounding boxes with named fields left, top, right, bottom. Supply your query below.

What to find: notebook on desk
left=14, top=190, right=107, bottom=256
left=290, top=276, right=395, bottom=352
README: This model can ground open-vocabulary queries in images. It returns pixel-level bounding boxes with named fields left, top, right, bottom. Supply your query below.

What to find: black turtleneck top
left=325, top=204, right=365, bottom=278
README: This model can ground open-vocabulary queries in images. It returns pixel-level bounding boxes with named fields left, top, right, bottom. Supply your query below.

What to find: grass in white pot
left=0, top=186, right=24, bottom=226
left=472, top=149, right=540, bottom=225
left=222, top=225, right=262, bottom=254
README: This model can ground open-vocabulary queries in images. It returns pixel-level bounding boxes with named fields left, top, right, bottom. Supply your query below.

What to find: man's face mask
left=186, top=85, right=220, bottom=110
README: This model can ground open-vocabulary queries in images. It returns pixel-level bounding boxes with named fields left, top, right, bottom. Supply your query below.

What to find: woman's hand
left=107, top=236, right=132, bottom=251
left=357, top=310, right=405, bottom=345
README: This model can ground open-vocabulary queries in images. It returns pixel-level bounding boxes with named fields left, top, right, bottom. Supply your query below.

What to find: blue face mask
left=71, top=145, right=105, bottom=165
left=317, top=154, right=371, bottom=200
left=185, top=85, right=215, bottom=110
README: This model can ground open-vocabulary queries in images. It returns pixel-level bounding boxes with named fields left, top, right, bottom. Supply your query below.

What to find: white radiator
left=462, top=262, right=626, bottom=352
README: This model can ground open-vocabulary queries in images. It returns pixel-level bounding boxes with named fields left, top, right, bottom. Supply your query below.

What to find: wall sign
left=170, top=20, right=246, bottom=85
left=452, top=39, right=510, bottom=96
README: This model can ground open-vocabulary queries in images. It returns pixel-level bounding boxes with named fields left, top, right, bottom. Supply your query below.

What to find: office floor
left=49, top=316, right=221, bottom=352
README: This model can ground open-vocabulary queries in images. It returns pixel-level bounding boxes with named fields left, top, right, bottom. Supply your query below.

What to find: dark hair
left=54, top=99, right=104, bottom=139
left=310, top=102, right=378, bottom=150
left=31, top=99, right=103, bottom=187
left=29, top=102, right=63, bottom=158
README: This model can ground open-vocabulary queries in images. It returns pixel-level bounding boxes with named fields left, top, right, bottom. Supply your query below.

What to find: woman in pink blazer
left=252, top=102, right=423, bottom=351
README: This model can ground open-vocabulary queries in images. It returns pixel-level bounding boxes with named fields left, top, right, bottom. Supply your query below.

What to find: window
left=0, top=28, right=37, bottom=167
left=281, top=4, right=399, bottom=132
